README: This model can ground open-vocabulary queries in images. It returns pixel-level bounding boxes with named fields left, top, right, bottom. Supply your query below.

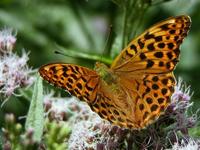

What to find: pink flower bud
left=0, top=28, right=16, bottom=54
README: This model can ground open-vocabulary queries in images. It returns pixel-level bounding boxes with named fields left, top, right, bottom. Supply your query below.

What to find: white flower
left=0, top=28, right=16, bottom=53
left=44, top=93, right=88, bottom=121
left=68, top=113, right=103, bottom=150
left=0, top=50, right=33, bottom=97
left=43, top=93, right=111, bottom=149
left=169, top=139, right=199, bottom=150
left=67, top=102, right=109, bottom=150
left=0, top=28, right=33, bottom=99
left=171, top=78, right=193, bottom=111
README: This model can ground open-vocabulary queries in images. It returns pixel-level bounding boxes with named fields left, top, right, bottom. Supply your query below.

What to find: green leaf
left=111, top=0, right=124, bottom=7
left=0, top=130, right=3, bottom=150
left=25, top=75, right=44, bottom=142
left=189, top=125, right=200, bottom=138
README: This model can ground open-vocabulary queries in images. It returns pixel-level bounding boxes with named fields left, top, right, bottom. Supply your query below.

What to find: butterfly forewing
left=111, top=15, right=191, bottom=74
left=39, top=63, right=100, bottom=103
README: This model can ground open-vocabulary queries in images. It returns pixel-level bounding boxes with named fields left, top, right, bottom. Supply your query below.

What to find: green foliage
left=189, top=126, right=200, bottom=138
left=0, top=129, right=3, bottom=150
left=2, top=115, right=71, bottom=149
left=2, top=114, right=38, bottom=150
left=25, top=75, right=44, bottom=142
left=44, top=120, right=71, bottom=150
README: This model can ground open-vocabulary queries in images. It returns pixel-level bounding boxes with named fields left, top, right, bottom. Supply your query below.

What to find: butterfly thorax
left=94, top=62, right=117, bottom=85
left=94, top=62, right=130, bottom=118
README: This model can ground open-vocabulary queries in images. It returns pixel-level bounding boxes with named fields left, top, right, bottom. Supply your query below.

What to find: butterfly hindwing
left=135, top=73, right=175, bottom=128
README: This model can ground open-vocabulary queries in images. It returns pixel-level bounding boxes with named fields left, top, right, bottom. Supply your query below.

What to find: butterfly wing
left=39, top=63, right=119, bottom=122
left=39, top=63, right=100, bottom=104
left=111, top=15, right=191, bottom=74
left=110, top=15, right=191, bottom=129
left=116, top=73, right=175, bottom=129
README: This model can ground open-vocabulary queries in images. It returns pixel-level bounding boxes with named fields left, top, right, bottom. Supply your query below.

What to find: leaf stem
left=69, top=1, right=96, bottom=49
left=55, top=45, right=113, bottom=65
left=122, top=4, right=128, bottom=49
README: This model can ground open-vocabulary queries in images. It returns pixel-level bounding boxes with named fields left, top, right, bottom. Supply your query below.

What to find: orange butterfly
left=39, top=15, right=191, bottom=129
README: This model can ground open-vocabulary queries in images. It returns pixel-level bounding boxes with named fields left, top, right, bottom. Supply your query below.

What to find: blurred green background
left=0, top=0, right=200, bottom=123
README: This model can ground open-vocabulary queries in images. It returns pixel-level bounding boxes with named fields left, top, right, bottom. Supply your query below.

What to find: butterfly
left=39, top=15, right=191, bottom=129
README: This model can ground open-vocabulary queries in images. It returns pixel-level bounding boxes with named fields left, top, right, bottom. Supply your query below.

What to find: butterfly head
left=39, top=64, right=50, bottom=80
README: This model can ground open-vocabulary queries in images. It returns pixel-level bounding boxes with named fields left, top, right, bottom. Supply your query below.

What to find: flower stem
left=55, top=45, right=113, bottom=65
left=122, top=4, right=128, bottom=49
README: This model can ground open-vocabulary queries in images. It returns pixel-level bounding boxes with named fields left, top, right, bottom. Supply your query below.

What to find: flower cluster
left=43, top=92, right=86, bottom=121
left=164, top=78, right=197, bottom=137
left=2, top=114, right=38, bottom=150
left=2, top=114, right=71, bottom=150
left=0, top=28, right=16, bottom=54
left=67, top=98, right=130, bottom=150
left=171, top=78, right=193, bottom=111
left=43, top=93, right=130, bottom=149
left=169, top=139, right=200, bottom=150
left=0, top=28, right=34, bottom=98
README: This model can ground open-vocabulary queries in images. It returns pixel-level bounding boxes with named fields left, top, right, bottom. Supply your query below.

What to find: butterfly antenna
left=54, top=50, right=75, bottom=59
left=54, top=50, right=63, bottom=55
left=54, top=50, right=66, bottom=57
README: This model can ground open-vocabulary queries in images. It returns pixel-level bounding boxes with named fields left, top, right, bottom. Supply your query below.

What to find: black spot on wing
left=147, top=43, right=155, bottom=51
left=155, top=36, right=162, bottom=42
left=130, top=44, right=137, bottom=53
left=138, top=39, right=144, bottom=49
left=158, top=43, right=165, bottom=49
left=140, top=53, right=146, bottom=60
left=146, top=60, right=154, bottom=68
left=160, top=24, right=170, bottom=30
left=144, top=32, right=155, bottom=39
left=154, top=52, right=163, bottom=58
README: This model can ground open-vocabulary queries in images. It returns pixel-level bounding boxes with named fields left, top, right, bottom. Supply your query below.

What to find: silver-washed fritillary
left=39, top=15, right=191, bottom=129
